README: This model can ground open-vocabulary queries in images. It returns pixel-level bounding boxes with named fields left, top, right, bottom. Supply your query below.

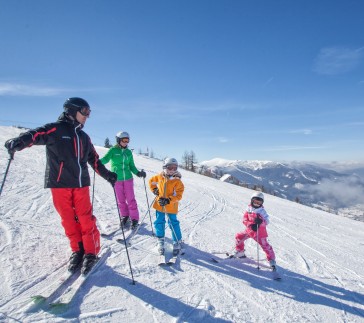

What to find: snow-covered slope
left=0, top=126, right=363, bottom=322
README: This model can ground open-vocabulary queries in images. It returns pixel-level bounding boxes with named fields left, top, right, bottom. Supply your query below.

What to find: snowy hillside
left=0, top=126, right=363, bottom=322
left=200, top=158, right=364, bottom=221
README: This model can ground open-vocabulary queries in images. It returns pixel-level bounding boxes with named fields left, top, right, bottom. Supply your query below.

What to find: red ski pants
left=51, top=187, right=100, bottom=255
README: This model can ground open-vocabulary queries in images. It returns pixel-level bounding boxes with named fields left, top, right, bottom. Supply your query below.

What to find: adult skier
left=4, top=97, right=117, bottom=275
left=100, top=131, right=146, bottom=230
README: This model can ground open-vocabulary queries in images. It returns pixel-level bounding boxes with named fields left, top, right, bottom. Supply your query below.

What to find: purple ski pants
left=114, top=179, right=139, bottom=220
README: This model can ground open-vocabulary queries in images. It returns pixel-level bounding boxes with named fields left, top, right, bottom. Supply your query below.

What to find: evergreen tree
left=104, top=137, right=112, bottom=148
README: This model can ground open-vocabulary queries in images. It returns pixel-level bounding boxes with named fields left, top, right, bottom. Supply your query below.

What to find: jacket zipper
left=75, top=125, right=82, bottom=187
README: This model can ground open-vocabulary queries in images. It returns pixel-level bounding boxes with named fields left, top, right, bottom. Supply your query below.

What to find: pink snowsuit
left=235, top=204, right=275, bottom=262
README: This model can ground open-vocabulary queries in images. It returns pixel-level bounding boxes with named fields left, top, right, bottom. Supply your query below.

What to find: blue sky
left=1, top=0, right=363, bottom=163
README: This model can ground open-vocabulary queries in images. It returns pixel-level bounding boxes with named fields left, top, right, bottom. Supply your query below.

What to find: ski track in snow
left=0, top=126, right=364, bottom=322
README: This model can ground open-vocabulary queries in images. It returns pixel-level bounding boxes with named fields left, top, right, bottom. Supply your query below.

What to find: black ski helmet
left=63, top=97, right=90, bottom=118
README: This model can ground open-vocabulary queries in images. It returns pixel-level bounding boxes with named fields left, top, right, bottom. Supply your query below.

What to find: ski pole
left=127, top=197, right=156, bottom=245
left=0, top=152, right=14, bottom=198
left=163, top=203, right=184, bottom=252
left=142, top=172, right=155, bottom=236
left=113, top=186, right=136, bottom=285
left=92, top=169, right=96, bottom=208
left=165, top=212, right=183, bottom=250
left=256, top=223, right=260, bottom=270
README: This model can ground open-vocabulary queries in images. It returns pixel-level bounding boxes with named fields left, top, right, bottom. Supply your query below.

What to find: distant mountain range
left=199, top=158, right=364, bottom=221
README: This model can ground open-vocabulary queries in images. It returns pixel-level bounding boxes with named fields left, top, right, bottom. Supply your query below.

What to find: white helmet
left=163, top=157, right=178, bottom=168
left=116, top=131, right=129, bottom=144
left=251, top=192, right=264, bottom=201
left=251, top=192, right=264, bottom=208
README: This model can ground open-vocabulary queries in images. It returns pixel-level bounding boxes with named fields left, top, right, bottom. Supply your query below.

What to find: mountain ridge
left=199, top=158, right=364, bottom=221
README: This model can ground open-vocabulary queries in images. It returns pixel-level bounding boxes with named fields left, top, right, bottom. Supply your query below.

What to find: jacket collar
left=58, top=112, right=84, bottom=130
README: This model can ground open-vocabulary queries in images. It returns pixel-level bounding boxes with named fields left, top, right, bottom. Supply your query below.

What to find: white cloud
left=218, top=137, right=228, bottom=143
left=263, top=145, right=323, bottom=151
left=0, top=82, right=67, bottom=96
left=313, top=47, right=363, bottom=75
left=307, top=176, right=364, bottom=208
left=289, top=129, right=313, bottom=135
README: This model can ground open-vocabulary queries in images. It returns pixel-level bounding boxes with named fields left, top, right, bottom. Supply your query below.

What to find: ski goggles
left=166, top=165, right=178, bottom=171
left=252, top=198, right=263, bottom=206
left=79, top=106, right=91, bottom=117
left=120, top=138, right=129, bottom=143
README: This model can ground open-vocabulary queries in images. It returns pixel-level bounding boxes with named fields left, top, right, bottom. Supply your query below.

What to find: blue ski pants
left=154, top=210, right=182, bottom=242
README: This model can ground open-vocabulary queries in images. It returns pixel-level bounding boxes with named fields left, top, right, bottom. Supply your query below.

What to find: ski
left=116, top=229, right=134, bottom=245
left=157, top=254, right=167, bottom=266
left=210, top=255, right=282, bottom=280
left=116, top=222, right=145, bottom=245
left=49, top=247, right=111, bottom=307
left=30, top=269, right=80, bottom=304
left=102, top=217, right=138, bottom=239
left=167, top=254, right=178, bottom=265
left=210, top=254, right=237, bottom=263
left=100, top=227, right=120, bottom=238
left=271, top=266, right=282, bottom=280
left=167, top=245, right=185, bottom=265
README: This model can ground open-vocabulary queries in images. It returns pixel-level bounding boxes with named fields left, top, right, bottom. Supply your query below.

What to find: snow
left=220, top=174, right=231, bottom=182
left=201, top=158, right=279, bottom=171
left=1, top=125, right=364, bottom=322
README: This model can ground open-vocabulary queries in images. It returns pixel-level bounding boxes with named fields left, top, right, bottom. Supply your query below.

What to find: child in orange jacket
left=149, top=157, right=184, bottom=256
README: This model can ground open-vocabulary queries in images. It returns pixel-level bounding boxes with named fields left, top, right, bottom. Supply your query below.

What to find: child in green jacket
left=101, top=131, right=146, bottom=229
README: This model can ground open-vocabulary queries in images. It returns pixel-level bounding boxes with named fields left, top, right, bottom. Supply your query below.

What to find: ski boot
left=232, top=250, right=246, bottom=259
left=120, top=216, right=130, bottom=229
left=81, top=254, right=98, bottom=276
left=172, top=240, right=183, bottom=256
left=68, top=251, right=84, bottom=273
left=68, top=242, right=84, bottom=273
left=157, top=237, right=165, bottom=255
left=131, top=219, right=139, bottom=230
left=269, top=259, right=277, bottom=271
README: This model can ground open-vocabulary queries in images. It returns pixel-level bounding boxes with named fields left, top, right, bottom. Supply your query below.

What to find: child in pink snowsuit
left=234, top=192, right=277, bottom=268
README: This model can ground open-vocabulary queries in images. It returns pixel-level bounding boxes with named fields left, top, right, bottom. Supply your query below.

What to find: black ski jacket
left=16, top=113, right=110, bottom=188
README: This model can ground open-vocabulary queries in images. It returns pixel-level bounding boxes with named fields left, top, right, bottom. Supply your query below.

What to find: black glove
left=158, top=197, right=170, bottom=206
left=5, top=137, right=24, bottom=154
left=254, top=217, right=263, bottom=225
left=107, top=172, right=117, bottom=186
left=153, top=188, right=159, bottom=196
left=137, top=170, right=146, bottom=178
left=250, top=224, right=258, bottom=232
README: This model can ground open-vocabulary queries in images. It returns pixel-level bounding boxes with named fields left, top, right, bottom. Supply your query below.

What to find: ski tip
left=116, top=238, right=131, bottom=244
left=211, top=258, right=219, bottom=263
left=30, top=295, right=47, bottom=303
left=49, top=302, right=69, bottom=314
left=49, top=302, right=68, bottom=309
